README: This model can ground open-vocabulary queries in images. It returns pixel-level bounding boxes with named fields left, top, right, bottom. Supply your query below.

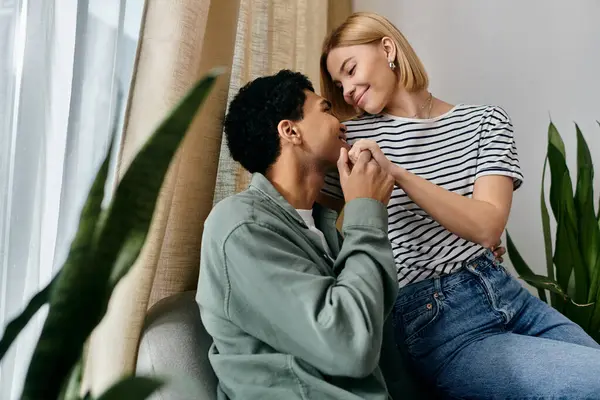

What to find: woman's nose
left=344, top=88, right=355, bottom=103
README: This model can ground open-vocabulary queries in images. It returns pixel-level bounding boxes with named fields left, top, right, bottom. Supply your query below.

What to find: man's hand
left=337, top=148, right=394, bottom=204
left=348, top=140, right=394, bottom=175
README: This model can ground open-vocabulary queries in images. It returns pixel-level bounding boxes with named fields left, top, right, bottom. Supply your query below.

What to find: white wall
left=352, top=0, right=600, bottom=277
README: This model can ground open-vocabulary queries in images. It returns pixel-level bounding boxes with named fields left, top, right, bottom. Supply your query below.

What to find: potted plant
left=0, top=68, right=223, bottom=399
left=507, top=121, right=600, bottom=342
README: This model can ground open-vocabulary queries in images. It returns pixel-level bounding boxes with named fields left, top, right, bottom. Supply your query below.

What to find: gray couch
left=136, top=291, right=430, bottom=399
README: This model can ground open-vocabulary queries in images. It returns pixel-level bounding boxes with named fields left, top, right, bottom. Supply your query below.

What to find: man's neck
left=267, top=157, right=325, bottom=210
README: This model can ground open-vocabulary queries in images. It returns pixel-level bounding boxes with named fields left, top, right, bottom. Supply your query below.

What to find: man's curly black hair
left=224, top=69, right=314, bottom=174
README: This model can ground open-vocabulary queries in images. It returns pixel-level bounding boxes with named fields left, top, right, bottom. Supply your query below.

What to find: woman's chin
left=360, top=101, right=384, bottom=116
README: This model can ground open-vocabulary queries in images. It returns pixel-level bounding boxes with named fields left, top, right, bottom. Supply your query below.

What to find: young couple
left=197, top=12, right=600, bottom=399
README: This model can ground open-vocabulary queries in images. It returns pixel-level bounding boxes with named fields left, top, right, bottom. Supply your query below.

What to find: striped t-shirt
left=322, top=104, right=524, bottom=288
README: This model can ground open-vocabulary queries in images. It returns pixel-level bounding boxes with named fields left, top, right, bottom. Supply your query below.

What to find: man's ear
left=278, top=119, right=301, bottom=145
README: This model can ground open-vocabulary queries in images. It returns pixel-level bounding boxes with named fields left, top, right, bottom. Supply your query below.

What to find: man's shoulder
left=205, top=191, right=256, bottom=235
left=204, top=188, right=283, bottom=243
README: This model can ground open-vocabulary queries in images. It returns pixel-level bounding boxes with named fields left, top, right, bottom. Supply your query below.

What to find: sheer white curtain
left=0, top=0, right=144, bottom=398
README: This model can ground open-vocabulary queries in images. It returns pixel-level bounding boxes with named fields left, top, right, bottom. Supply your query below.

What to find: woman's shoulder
left=457, top=104, right=511, bottom=120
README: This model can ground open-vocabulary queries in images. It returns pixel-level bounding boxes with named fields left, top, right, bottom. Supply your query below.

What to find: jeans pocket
left=400, top=294, right=441, bottom=346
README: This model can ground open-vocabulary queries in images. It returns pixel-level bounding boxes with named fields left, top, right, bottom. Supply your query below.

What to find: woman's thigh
left=435, top=332, right=600, bottom=399
left=508, top=289, right=600, bottom=349
left=393, top=255, right=600, bottom=398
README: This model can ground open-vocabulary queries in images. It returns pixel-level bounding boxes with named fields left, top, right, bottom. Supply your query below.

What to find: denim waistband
left=396, top=250, right=497, bottom=307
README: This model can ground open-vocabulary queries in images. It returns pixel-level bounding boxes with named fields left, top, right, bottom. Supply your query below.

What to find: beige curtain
left=82, top=0, right=352, bottom=395
left=214, top=0, right=339, bottom=202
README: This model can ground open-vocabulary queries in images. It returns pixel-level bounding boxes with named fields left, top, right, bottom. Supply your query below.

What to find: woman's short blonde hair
left=321, top=12, right=429, bottom=119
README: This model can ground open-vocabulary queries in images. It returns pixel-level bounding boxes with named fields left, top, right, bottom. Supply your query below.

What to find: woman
left=319, top=11, right=600, bottom=399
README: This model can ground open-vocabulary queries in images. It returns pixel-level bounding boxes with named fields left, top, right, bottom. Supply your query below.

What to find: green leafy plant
left=0, top=68, right=223, bottom=399
left=507, top=121, right=600, bottom=342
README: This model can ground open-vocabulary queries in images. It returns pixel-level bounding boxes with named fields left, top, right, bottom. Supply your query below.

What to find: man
left=196, top=70, right=398, bottom=399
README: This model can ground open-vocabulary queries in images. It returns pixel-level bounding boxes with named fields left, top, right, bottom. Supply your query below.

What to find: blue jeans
left=392, top=251, right=600, bottom=399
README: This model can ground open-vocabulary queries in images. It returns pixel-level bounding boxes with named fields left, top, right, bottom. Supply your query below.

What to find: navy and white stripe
left=323, top=104, right=524, bottom=287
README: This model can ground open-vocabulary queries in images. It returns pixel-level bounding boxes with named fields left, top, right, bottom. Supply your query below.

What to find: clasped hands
left=338, top=139, right=506, bottom=262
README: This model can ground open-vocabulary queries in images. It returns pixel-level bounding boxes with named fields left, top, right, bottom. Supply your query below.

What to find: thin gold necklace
left=410, top=92, right=433, bottom=119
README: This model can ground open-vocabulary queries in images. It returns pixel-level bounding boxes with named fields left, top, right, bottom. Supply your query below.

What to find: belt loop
left=433, top=276, right=445, bottom=300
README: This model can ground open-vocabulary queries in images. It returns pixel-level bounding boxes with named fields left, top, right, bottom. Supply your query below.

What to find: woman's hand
left=348, top=140, right=395, bottom=175
left=492, top=242, right=506, bottom=263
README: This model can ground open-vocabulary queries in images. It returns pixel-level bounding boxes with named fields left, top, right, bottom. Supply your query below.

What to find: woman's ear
left=381, top=37, right=397, bottom=64
left=277, top=119, right=301, bottom=145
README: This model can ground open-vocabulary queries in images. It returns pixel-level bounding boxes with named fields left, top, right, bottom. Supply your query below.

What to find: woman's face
left=326, top=39, right=399, bottom=115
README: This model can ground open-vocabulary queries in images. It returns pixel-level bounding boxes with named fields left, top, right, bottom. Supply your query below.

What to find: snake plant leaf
left=593, top=122, right=600, bottom=332
left=518, top=274, right=593, bottom=307
left=106, top=68, right=223, bottom=288
left=58, top=357, right=83, bottom=400
left=548, top=122, right=566, bottom=157
left=1, top=130, right=115, bottom=365
left=95, top=376, right=164, bottom=400
left=518, top=273, right=568, bottom=299
left=564, top=298, right=595, bottom=332
left=597, top=122, right=600, bottom=229
left=554, top=174, right=589, bottom=304
left=506, top=232, right=547, bottom=302
left=520, top=274, right=594, bottom=333
left=539, top=155, right=559, bottom=307
left=1, top=133, right=112, bottom=362
left=0, top=273, right=57, bottom=361
left=574, top=124, right=600, bottom=303
left=547, top=128, right=576, bottom=227
left=588, top=255, right=600, bottom=333
left=21, top=136, right=114, bottom=399
left=20, top=69, right=222, bottom=399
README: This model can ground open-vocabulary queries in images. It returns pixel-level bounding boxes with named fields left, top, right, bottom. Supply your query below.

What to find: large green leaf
left=21, top=137, right=114, bottom=399
left=58, top=357, right=83, bottom=400
left=105, top=69, right=222, bottom=288
left=547, top=129, right=576, bottom=226
left=593, top=125, right=600, bottom=332
left=21, top=70, right=222, bottom=399
left=518, top=273, right=569, bottom=299
left=597, top=122, right=600, bottom=229
left=554, top=174, right=589, bottom=304
left=518, top=273, right=594, bottom=309
left=1, top=134, right=114, bottom=365
left=506, top=232, right=547, bottom=302
left=539, top=156, right=559, bottom=307
left=563, top=298, right=595, bottom=332
left=588, top=255, right=600, bottom=333
left=548, top=122, right=566, bottom=157
left=96, top=376, right=164, bottom=400
left=0, top=273, right=57, bottom=361
left=547, top=124, right=586, bottom=303
left=574, top=124, right=600, bottom=303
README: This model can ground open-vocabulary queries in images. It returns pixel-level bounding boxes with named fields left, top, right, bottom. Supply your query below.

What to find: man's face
left=294, top=90, right=349, bottom=167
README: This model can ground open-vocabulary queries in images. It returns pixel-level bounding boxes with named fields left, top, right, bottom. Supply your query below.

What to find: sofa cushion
left=137, top=291, right=218, bottom=400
